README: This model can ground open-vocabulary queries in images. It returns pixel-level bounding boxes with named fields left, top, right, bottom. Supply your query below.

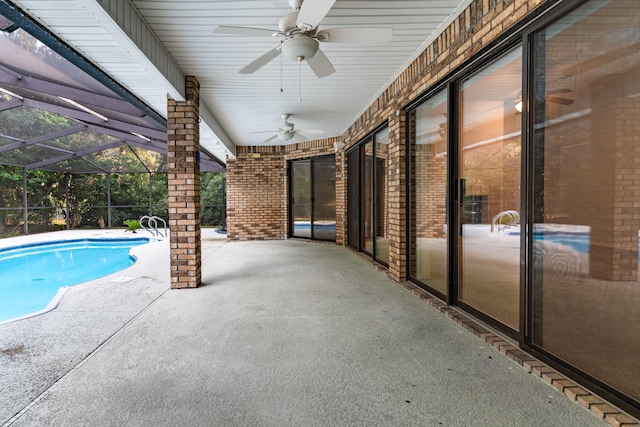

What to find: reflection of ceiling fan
left=252, top=113, right=324, bottom=142
left=212, top=0, right=393, bottom=78
left=512, top=89, right=574, bottom=113
left=418, top=114, right=447, bottom=140
left=543, top=88, right=574, bottom=105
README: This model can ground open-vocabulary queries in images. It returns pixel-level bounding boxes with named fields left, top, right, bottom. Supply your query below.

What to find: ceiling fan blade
left=296, top=0, right=336, bottom=31
left=547, top=96, right=574, bottom=105
left=251, top=130, right=277, bottom=134
left=263, top=134, right=279, bottom=143
left=546, top=88, right=571, bottom=95
left=318, top=27, right=393, bottom=45
left=307, top=49, right=335, bottom=78
left=212, top=26, right=277, bottom=37
left=239, top=47, right=282, bottom=74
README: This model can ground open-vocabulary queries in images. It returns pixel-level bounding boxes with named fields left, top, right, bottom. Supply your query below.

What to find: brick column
left=388, top=110, right=408, bottom=281
left=335, top=145, right=347, bottom=246
left=167, top=76, right=201, bottom=288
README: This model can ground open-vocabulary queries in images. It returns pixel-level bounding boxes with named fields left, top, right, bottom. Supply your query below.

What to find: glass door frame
left=406, top=37, right=526, bottom=337
left=520, top=0, right=640, bottom=417
left=346, top=123, right=390, bottom=267
left=288, top=155, right=336, bottom=242
left=404, top=0, right=640, bottom=416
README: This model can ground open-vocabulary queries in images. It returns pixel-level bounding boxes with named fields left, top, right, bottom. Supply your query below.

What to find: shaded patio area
left=0, top=230, right=609, bottom=426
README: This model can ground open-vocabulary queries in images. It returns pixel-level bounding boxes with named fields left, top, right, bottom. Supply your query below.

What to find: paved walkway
left=1, top=230, right=610, bottom=426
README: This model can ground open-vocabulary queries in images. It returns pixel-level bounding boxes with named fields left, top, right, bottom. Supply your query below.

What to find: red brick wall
left=226, top=146, right=287, bottom=241
left=415, top=144, right=447, bottom=239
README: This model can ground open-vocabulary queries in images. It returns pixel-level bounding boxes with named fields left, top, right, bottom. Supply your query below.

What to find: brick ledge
left=395, top=280, right=640, bottom=427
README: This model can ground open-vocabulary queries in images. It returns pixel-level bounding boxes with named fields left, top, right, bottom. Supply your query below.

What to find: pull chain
left=298, top=57, right=302, bottom=102
left=280, top=49, right=283, bottom=93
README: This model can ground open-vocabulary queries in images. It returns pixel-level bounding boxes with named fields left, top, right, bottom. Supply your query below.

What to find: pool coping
left=0, top=229, right=167, bottom=325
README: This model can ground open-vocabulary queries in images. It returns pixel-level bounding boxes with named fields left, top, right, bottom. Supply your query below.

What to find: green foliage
left=1, top=167, right=225, bottom=236
left=123, top=218, right=141, bottom=233
left=201, top=172, right=225, bottom=226
left=0, top=166, right=64, bottom=235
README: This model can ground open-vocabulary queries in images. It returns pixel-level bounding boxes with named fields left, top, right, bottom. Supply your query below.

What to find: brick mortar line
left=393, top=279, right=640, bottom=427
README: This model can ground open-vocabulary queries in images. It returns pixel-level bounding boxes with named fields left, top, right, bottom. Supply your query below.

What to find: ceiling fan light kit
left=282, top=36, right=319, bottom=61
left=278, top=131, right=295, bottom=141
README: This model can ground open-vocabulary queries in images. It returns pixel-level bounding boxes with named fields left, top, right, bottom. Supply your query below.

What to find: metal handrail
left=139, top=215, right=167, bottom=237
left=491, top=210, right=520, bottom=233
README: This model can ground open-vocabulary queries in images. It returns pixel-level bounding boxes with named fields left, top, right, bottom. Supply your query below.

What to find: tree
left=201, top=172, right=225, bottom=227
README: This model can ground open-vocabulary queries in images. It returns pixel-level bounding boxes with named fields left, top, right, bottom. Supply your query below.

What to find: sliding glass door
left=458, top=46, right=522, bottom=331
left=529, top=0, right=640, bottom=405
left=409, top=89, right=449, bottom=296
left=311, top=156, right=336, bottom=240
left=347, top=126, right=389, bottom=265
left=290, top=156, right=335, bottom=241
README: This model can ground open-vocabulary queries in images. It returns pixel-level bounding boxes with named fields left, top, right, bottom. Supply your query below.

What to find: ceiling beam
left=75, top=0, right=234, bottom=161
left=0, top=0, right=167, bottom=129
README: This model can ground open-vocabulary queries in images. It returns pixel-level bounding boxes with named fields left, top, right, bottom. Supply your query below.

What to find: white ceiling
left=10, top=0, right=472, bottom=164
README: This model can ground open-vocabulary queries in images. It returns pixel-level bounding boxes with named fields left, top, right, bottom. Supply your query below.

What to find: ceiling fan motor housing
left=279, top=12, right=300, bottom=33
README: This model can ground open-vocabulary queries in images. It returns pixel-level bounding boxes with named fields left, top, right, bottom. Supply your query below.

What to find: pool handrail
left=491, top=210, right=520, bottom=233
left=139, top=215, right=167, bottom=237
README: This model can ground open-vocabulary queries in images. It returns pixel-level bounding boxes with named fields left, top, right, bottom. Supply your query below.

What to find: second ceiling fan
left=252, top=113, right=324, bottom=143
left=212, top=0, right=393, bottom=78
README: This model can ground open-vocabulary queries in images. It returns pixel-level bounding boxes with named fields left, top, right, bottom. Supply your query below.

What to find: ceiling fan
left=212, top=0, right=393, bottom=78
left=252, top=113, right=324, bottom=143
left=542, top=88, right=574, bottom=105
left=509, top=89, right=574, bottom=113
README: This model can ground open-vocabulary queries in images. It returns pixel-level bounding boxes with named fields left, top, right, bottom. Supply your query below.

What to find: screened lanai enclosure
left=0, top=10, right=225, bottom=237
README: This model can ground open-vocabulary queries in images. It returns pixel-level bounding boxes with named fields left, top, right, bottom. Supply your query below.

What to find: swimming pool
left=0, top=238, right=152, bottom=324
left=534, top=232, right=590, bottom=253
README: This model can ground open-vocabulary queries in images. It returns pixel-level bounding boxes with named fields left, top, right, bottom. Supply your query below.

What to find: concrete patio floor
left=0, top=229, right=613, bottom=426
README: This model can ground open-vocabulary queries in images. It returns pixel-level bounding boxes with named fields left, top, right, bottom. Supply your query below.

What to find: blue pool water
left=293, top=221, right=336, bottom=231
left=508, top=231, right=591, bottom=253
left=534, top=232, right=590, bottom=253
left=0, top=238, right=151, bottom=323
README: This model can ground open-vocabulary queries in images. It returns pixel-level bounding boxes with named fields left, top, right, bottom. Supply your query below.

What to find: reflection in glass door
left=291, top=160, right=311, bottom=238
left=312, top=156, right=336, bottom=240
left=458, top=46, right=522, bottom=331
left=410, top=90, right=448, bottom=296
left=374, top=128, right=390, bottom=265
left=347, top=148, right=360, bottom=248
left=530, top=0, right=640, bottom=405
left=290, top=156, right=336, bottom=241
left=362, top=140, right=374, bottom=255
left=347, top=127, right=390, bottom=265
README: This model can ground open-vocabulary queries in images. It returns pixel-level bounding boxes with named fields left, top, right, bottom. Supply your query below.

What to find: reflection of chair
left=491, top=210, right=520, bottom=232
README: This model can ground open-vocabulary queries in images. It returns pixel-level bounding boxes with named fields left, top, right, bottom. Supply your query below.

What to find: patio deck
left=0, top=229, right=609, bottom=426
